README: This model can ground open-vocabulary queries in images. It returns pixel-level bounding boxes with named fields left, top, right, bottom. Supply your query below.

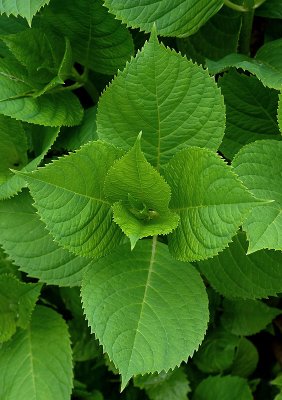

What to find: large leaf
left=207, top=39, right=282, bottom=90
left=233, top=140, right=282, bottom=253
left=134, top=368, right=190, bottom=400
left=0, top=0, right=50, bottom=25
left=177, top=6, right=241, bottom=65
left=0, top=125, right=59, bottom=199
left=104, top=135, right=179, bottom=248
left=37, top=0, right=133, bottom=75
left=193, top=376, right=253, bottom=400
left=256, top=0, right=282, bottom=18
left=198, top=233, right=282, bottom=299
left=0, top=305, right=72, bottom=400
left=0, top=274, right=41, bottom=342
left=164, top=146, right=258, bottom=262
left=21, top=141, right=124, bottom=258
left=103, top=0, right=223, bottom=38
left=97, top=31, right=225, bottom=168
left=221, top=299, right=280, bottom=336
left=0, top=191, right=92, bottom=286
left=218, top=70, right=280, bottom=160
left=81, top=238, right=209, bottom=389
left=0, top=247, right=19, bottom=276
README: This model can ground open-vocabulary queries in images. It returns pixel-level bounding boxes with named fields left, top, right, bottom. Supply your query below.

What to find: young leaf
left=164, top=146, right=259, bottom=262
left=233, top=140, right=282, bottom=253
left=81, top=238, right=209, bottom=390
left=97, top=31, right=225, bottom=168
left=221, top=299, right=280, bottom=336
left=20, top=141, right=124, bottom=258
left=103, top=0, right=223, bottom=37
left=0, top=125, right=59, bottom=200
left=198, top=233, right=282, bottom=299
left=218, top=70, right=280, bottom=160
left=207, top=39, right=282, bottom=90
left=0, top=191, right=92, bottom=286
left=0, top=0, right=50, bottom=25
left=104, top=135, right=179, bottom=248
left=134, top=368, right=190, bottom=400
left=0, top=274, right=42, bottom=342
left=193, top=375, right=253, bottom=400
left=0, top=305, right=73, bottom=400
left=193, top=328, right=239, bottom=374
left=38, top=0, right=134, bottom=75
left=231, top=338, right=259, bottom=378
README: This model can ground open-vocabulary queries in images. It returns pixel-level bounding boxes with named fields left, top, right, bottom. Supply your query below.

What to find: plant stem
left=71, top=67, right=100, bottom=103
left=224, top=0, right=248, bottom=12
left=239, top=5, right=255, bottom=55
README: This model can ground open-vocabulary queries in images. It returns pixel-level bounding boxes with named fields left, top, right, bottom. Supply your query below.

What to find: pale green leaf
left=0, top=191, right=92, bottom=286
left=218, top=70, right=280, bottom=160
left=0, top=305, right=73, bottom=400
left=233, top=140, right=282, bottom=253
left=0, top=114, right=28, bottom=184
left=207, top=39, right=282, bottom=90
left=164, top=146, right=258, bottom=262
left=0, top=0, right=50, bottom=25
left=198, top=233, right=282, bottom=299
left=177, top=6, right=241, bottom=65
left=0, top=274, right=42, bottom=342
left=104, top=135, right=179, bottom=247
left=256, top=0, right=282, bottom=19
left=193, top=375, right=253, bottom=400
left=38, top=0, right=133, bottom=75
left=0, top=125, right=59, bottom=199
left=97, top=31, right=225, bottom=168
left=231, top=338, right=259, bottom=378
left=103, top=0, right=223, bottom=37
left=21, top=141, right=124, bottom=258
left=134, top=368, right=190, bottom=400
left=221, top=299, right=280, bottom=336
left=81, top=238, right=209, bottom=389
left=193, top=328, right=239, bottom=374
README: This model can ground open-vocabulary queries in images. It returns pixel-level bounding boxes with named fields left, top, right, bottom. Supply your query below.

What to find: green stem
left=253, top=0, right=268, bottom=8
left=239, top=6, right=255, bottom=55
left=224, top=0, right=248, bottom=12
left=71, top=67, right=100, bottom=103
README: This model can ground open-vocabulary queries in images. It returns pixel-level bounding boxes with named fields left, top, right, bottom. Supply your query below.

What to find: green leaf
left=134, top=368, right=190, bottom=400
left=38, top=0, right=133, bottom=75
left=193, top=375, right=253, bottom=400
left=164, top=146, right=258, bottom=262
left=0, top=125, right=59, bottom=199
left=218, top=70, right=280, bottom=160
left=0, top=0, right=50, bottom=25
left=207, top=39, right=282, bottom=90
left=97, top=31, right=225, bottom=168
left=256, top=0, right=282, bottom=18
left=104, top=135, right=179, bottom=248
left=0, top=191, right=92, bottom=286
left=177, top=6, right=241, bottom=65
left=0, top=114, right=28, bottom=184
left=233, top=140, right=282, bottom=253
left=193, top=328, right=239, bottom=374
left=231, top=338, right=259, bottom=378
left=0, top=305, right=73, bottom=400
left=198, top=232, right=282, bottom=299
left=81, top=238, right=209, bottom=389
left=21, top=141, right=124, bottom=258
left=103, top=0, right=223, bottom=37
left=0, top=274, right=42, bottom=342
left=0, top=247, right=19, bottom=277
left=278, top=93, right=282, bottom=134
left=221, top=299, right=280, bottom=336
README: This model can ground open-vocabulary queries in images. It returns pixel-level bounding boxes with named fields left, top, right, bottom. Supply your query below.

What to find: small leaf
left=0, top=305, right=73, bottom=400
left=164, top=146, right=259, bottom=262
left=103, top=0, right=223, bottom=37
left=0, top=0, right=50, bottom=25
left=221, top=299, right=280, bottom=336
left=104, top=135, right=179, bottom=248
left=233, top=140, right=282, bottom=253
left=134, top=367, right=190, bottom=400
left=193, top=375, right=253, bottom=400
left=21, top=141, right=124, bottom=258
left=0, top=274, right=42, bottom=342
left=0, top=247, right=19, bottom=277
left=231, top=338, right=259, bottom=378
left=198, top=232, right=282, bottom=299
left=81, top=238, right=209, bottom=389
left=97, top=31, right=225, bottom=168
